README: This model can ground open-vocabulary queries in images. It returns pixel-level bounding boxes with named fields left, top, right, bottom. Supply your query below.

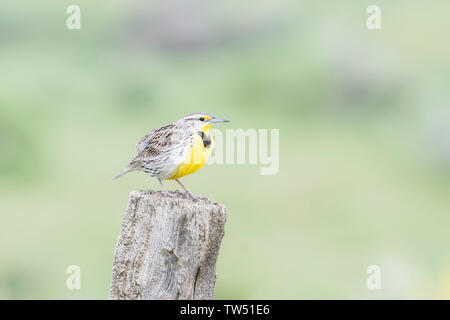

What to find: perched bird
left=113, top=113, right=229, bottom=196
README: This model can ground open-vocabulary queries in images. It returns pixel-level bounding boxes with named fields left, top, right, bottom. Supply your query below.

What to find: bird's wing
left=135, top=129, right=157, bottom=154
left=135, top=124, right=189, bottom=157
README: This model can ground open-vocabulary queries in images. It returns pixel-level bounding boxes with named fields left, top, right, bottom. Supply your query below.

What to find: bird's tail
left=113, top=160, right=142, bottom=180
left=112, top=167, right=133, bottom=180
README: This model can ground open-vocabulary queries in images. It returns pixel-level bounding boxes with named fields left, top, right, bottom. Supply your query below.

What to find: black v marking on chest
left=198, top=131, right=212, bottom=148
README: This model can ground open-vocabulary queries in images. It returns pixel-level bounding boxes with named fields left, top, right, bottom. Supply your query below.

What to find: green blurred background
left=1, top=0, right=450, bottom=299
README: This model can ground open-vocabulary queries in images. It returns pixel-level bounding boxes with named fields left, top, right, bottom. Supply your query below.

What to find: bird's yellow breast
left=167, top=127, right=214, bottom=180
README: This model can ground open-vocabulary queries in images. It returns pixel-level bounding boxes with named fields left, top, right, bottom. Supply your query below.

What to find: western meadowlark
left=113, top=113, right=229, bottom=196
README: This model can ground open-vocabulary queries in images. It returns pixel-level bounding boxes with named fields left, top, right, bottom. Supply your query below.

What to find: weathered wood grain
left=109, top=190, right=226, bottom=300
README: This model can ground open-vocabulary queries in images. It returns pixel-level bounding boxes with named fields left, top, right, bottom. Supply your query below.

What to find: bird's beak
left=208, top=117, right=230, bottom=124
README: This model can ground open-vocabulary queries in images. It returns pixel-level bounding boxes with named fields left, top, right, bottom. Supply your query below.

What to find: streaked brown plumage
left=113, top=113, right=229, bottom=195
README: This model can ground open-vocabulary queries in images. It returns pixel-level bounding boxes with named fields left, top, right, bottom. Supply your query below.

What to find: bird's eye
left=199, top=117, right=205, bottom=121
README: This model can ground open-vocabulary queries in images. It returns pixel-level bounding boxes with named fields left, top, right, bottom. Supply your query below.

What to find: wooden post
left=109, top=190, right=227, bottom=300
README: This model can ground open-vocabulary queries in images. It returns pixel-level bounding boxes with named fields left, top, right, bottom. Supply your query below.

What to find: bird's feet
left=174, top=179, right=197, bottom=200
left=184, top=191, right=197, bottom=200
left=158, top=179, right=171, bottom=197
left=160, top=190, right=171, bottom=197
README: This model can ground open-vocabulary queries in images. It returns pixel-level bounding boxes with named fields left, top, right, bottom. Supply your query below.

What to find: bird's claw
left=160, top=190, right=171, bottom=197
left=184, top=191, right=196, bottom=200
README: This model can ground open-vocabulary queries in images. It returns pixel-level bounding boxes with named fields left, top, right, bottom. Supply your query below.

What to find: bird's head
left=179, top=113, right=230, bottom=132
